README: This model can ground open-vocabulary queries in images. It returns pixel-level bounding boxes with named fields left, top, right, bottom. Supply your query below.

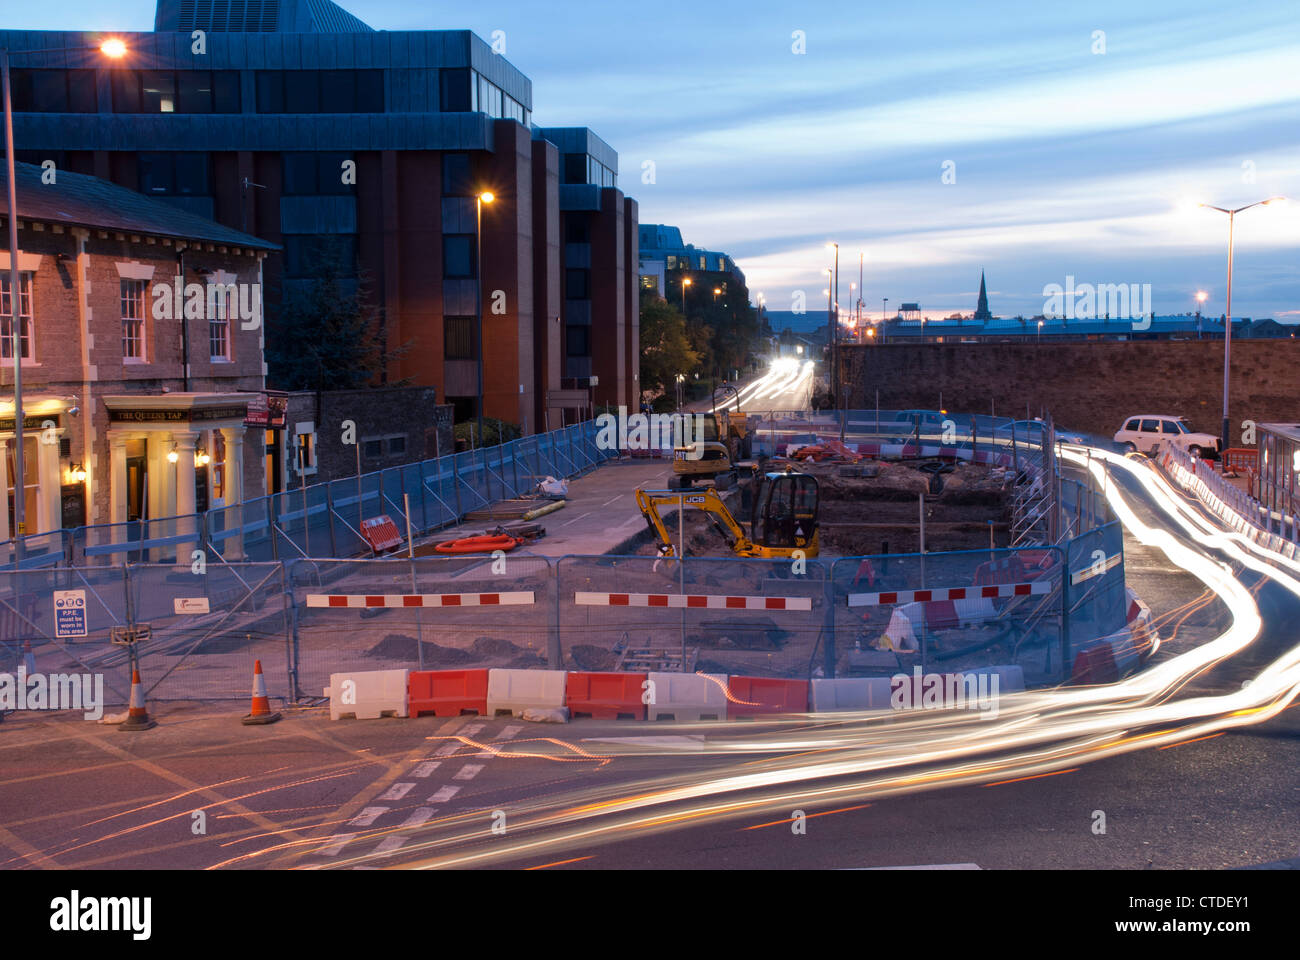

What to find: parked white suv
left=1113, top=415, right=1220, bottom=459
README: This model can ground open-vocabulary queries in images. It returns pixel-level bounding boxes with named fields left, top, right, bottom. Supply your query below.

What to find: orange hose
left=433, top=534, right=523, bottom=554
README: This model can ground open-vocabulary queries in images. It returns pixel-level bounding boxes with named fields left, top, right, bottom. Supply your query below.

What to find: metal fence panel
left=288, top=554, right=557, bottom=701
left=831, top=545, right=1067, bottom=684
left=557, top=554, right=830, bottom=678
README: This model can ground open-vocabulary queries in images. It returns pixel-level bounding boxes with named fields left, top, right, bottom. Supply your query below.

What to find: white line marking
left=317, top=834, right=357, bottom=856
left=401, top=807, right=436, bottom=827
left=379, top=782, right=415, bottom=801
left=560, top=512, right=592, bottom=527
left=412, top=761, right=441, bottom=778
left=348, top=806, right=388, bottom=827
left=436, top=717, right=467, bottom=734
left=428, top=785, right=461, bottom=804
left=460, top=722, right=485, bottom=737
left=453, top=763, right=484, bottom=781
left=434, top=742, right=464, bottom=757
left=495, top=724, right=524, bottom=740
left=374, top=836, right=407, bottom=854
left=601, top=495, right=621, bottom=506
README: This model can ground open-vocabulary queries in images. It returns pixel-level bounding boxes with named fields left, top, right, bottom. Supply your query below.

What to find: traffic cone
left=241, top=659, right=281, bottom=726
left=119, top=669, right=156, bottom=731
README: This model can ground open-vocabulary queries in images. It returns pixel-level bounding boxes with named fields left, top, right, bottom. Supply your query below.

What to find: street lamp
left=1195, top=196, right=1287, bottom=451
left=3, top=36, right=127, bottom=537
left=826, top=242, right=839, bottom=402
left=681, top=276, right=692, bottom=314
left=1037, top=319, right=1044, bottom=343
left=1195, top=290, right=1208, bottom=339
left=475, top=190, right=494, bottom=444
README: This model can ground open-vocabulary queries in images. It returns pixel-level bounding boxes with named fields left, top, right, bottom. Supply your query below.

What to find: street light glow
left=100, top=38, right=127, bottom=58
left=479, top=192, right=495, bottom=203
left=1196, top=290, right=1209, bottom=303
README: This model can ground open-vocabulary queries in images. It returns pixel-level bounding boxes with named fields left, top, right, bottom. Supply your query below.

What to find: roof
left=0, top=162, right=279, bottom=252
left=154, top=0, right=374, bottom=33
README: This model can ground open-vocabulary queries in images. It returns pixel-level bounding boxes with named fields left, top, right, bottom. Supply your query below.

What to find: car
left=991, top=419, right=1086, bottom=445
left=1113, top=415, right=1220, bottom=459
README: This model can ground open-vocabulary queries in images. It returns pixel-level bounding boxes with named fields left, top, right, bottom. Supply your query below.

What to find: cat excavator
left=636, top=469, right=819, bottom=559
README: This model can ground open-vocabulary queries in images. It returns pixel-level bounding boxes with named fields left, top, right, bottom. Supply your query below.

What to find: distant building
left=974, top=271, right=992, bottom=322
left=637, top=224, right=744, bottom=298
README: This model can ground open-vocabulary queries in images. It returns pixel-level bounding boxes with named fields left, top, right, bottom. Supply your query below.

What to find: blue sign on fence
left=54, top=590, right=88, bottom=638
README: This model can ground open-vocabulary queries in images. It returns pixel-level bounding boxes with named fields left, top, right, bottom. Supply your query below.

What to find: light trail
left=279, top=446, right=1300, bottom=870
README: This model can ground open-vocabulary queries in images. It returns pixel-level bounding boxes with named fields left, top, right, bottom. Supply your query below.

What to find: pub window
left=121, top=279, right=146, bottom=361
left=210, top=310, right=231, bottom=362
left=0, top=273, right=34, bottom=361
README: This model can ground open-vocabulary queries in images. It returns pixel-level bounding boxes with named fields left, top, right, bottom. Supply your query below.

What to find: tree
left=265, top=261, right=409, bottom=391
left=638, top=289, right=701, bottom=398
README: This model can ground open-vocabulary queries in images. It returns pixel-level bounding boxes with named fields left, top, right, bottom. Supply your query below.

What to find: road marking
left=348, top=806, right=389, bottom=827
left=428, top=785, right=461, bottom=804
left=495, top=725, right=524, bottom=740
left=400, top=807, right=436, bottom=828
left=379, top=782, right=415, bottom=801
left=601, top=495, right=622, bottom=506
left=374, top=836, right=407, bottom=854
left=412, top=761, right=441, bottom=778
left=453, top=764, right=484, bottom=781
left=436, top=717, right=469, bottom=734
left=434, top=742, right=465, bottom=757
left=856, top=863, right=982, bottom=870
left=460, top=722, right=485, bottom=737
left=317, top=834, right=358, bottom=856
left=560, top=512, right=592, bottom=527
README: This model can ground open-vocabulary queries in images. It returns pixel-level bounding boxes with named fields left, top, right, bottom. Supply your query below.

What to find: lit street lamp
left=826, top=242, right=839, bottom=402
left=3, top=36, right=127, bottom=538
left=475, top=190, right=494, bottom=444
left=1195, top=290, right=1208, bottom=339
left=681, top=276, right=692, bottom=314
left=1195, top=197, right=1287, bottom=451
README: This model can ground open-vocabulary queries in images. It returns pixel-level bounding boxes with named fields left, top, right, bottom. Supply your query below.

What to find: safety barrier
left=408, top=668, right=489, bottom=718
left=486, top=668, right=568, bottom=718
left=1163, top=447, right=1298, bottom=545
left=566, top=671, right=647, bottom=720
left=324, top=669, right=410, bottom=720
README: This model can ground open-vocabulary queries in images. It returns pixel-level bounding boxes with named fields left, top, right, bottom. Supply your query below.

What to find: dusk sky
left=11, top=0, right=1300, bottom=320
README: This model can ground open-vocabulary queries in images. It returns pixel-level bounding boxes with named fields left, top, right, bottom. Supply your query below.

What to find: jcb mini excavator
left=636, top=469, right=819, bottom=559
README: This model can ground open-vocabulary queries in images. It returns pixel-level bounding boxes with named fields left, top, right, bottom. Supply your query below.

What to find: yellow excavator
left=670, top=383, right=754, bottom=490
left=636, top=470, right=819, bottom=559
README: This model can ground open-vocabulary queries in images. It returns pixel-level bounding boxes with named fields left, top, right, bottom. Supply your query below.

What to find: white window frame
left=121, top=278, right=147, bottom=362
left=208, top=271, right=236, bottom=363
left=0, top=272, right=35, bottom=364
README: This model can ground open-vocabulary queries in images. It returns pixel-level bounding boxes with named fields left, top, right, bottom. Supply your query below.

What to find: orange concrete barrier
left=565, top=671, right=647, bottom=720
left=726, top=676, right=809, bottom=718
left=408, top=669, right=489, bottom=718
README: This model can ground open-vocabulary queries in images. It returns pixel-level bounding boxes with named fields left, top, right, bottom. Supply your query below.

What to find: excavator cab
left=752, top=471, right=819, bottom=551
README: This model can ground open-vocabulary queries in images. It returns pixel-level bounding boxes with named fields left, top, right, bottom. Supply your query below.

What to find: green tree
left=638, top=289, right=701, bottom=398
left=266, top=262, right=408, bottom=391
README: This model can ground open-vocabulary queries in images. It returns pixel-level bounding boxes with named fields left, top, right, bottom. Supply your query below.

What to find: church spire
left=974, top=271, right=991, bottom=322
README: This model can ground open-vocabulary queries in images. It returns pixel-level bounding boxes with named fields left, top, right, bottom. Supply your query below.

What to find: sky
left=10, top=0, right=1300, bottom=320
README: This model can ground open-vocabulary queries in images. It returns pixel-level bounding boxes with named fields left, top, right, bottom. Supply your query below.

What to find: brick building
left=1, top=0, right=640, bottom=433
left=1, top=161, right=276, bottom=536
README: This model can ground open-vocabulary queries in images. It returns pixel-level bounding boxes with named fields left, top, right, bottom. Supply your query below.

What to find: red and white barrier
left=847, top=580, right=1051, bottom=608
left=575, top=592, right=812, bottom=611
left=306, top=592, right=534, bottom=608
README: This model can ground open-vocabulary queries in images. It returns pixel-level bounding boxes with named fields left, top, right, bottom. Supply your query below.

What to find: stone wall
left=839, top=340, right=1300, bottom=441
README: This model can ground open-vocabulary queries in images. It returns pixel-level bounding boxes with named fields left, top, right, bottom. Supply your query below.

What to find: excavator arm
left=635, top=487, right=755, bottom=558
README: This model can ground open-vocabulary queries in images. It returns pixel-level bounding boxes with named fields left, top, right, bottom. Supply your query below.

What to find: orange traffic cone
left=242, top=660, right=281, bottom=726
left=119, top=669, right=156, bottom=731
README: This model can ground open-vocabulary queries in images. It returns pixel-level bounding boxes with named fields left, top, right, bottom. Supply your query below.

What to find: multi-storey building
left=1, top=161, right=276, bottom=536
left=1, top=0, right=639, bottom=434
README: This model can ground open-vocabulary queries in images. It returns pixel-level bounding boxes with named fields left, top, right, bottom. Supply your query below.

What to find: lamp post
left=826, top=242, right=839, bottom=403
left=1195, top=290, right=1208, bottom=339
left=882, top=298, right=888, bottom=344
left=475, top=190, right=494, bottom=445
left=680, top=276, right=692, bottom=314
left=3, top=37, right=126, bottom=539
left=1197, top=197, right=1287, bottom=451
left=1037, top=319, right=1044, bottom=343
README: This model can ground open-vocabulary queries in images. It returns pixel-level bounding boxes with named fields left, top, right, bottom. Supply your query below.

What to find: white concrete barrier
left=963, top=664, right=1025, bottom=693
left=486, top=668, right=568, bottom=719
left=646, top=671, right=728, bottom=722
left=810, top=678, right=894, bottom=712
left=324, top=669, right=409, bottom=720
